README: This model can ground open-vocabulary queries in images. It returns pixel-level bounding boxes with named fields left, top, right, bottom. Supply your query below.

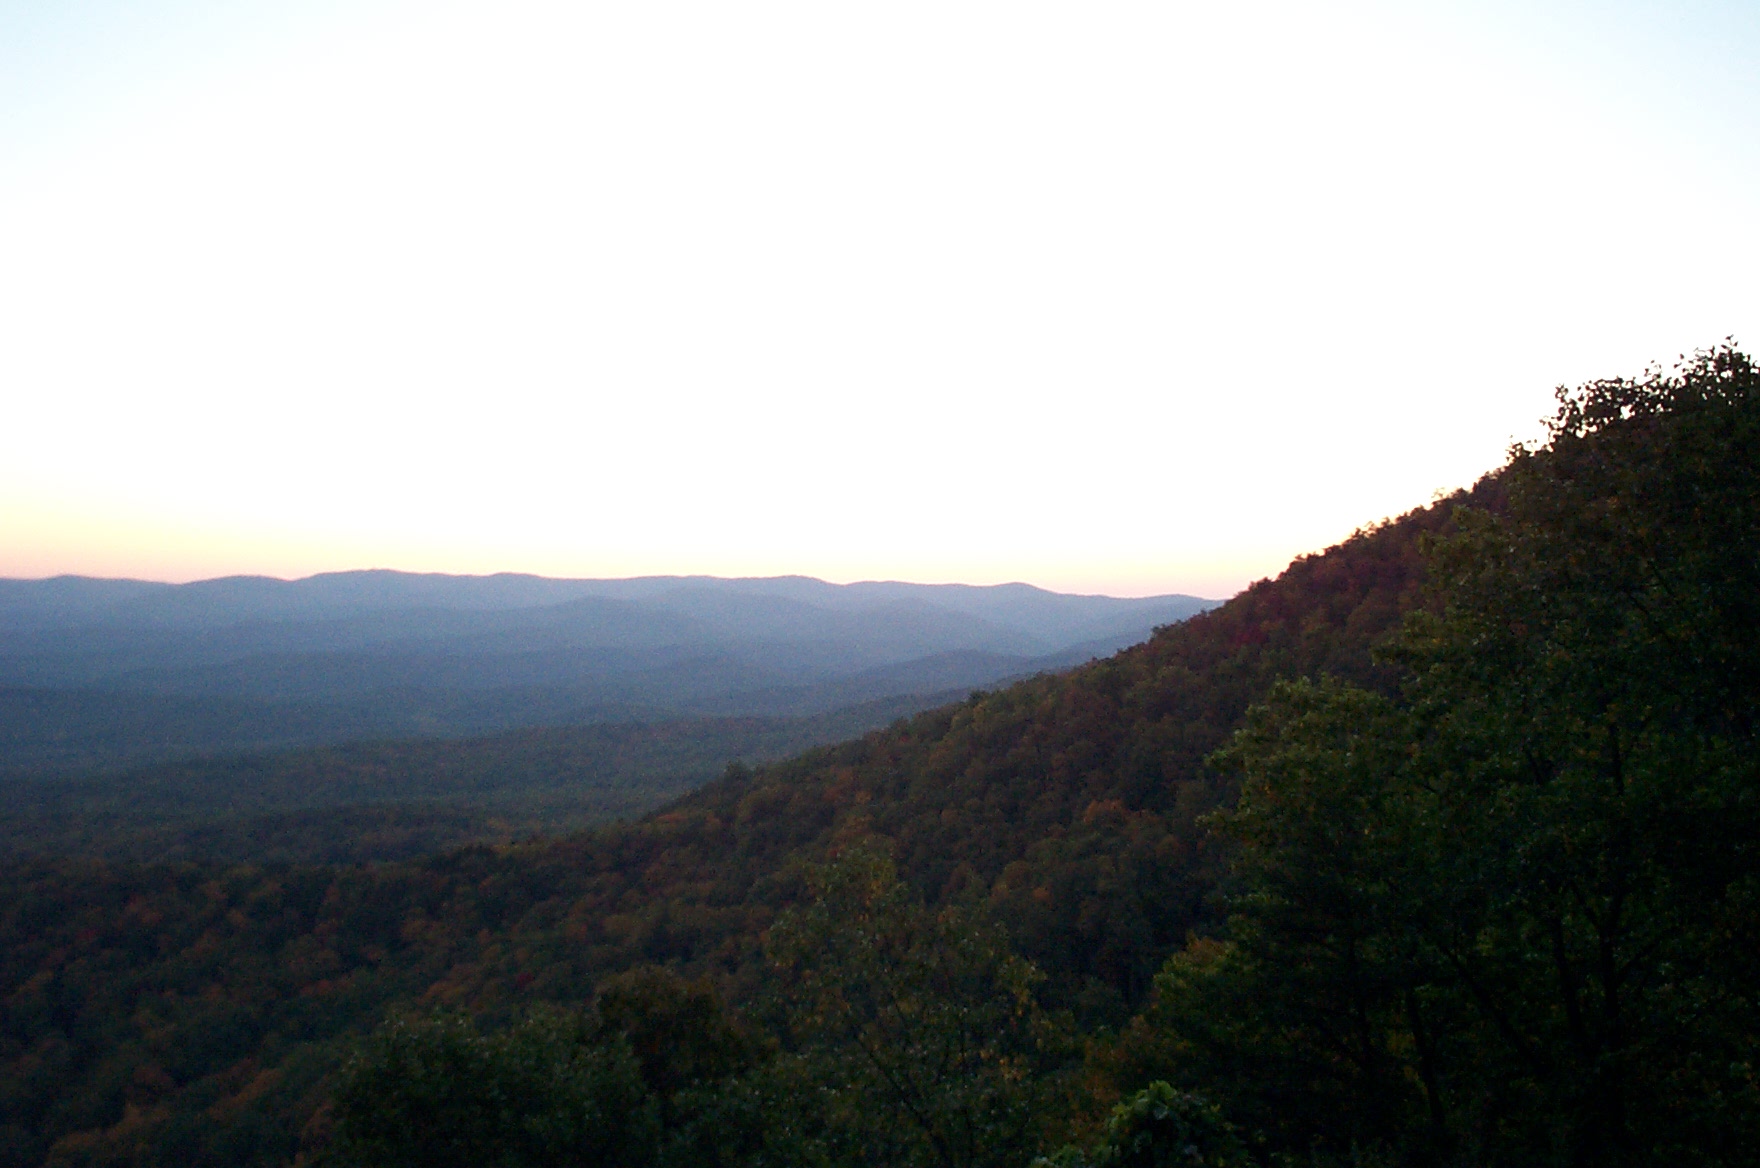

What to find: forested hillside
left=0, top=477, right=1465, bottom=1167
left=2, top=349, right=1755, bottom=1167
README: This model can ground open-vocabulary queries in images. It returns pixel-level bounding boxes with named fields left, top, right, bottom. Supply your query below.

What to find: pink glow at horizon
left=3, top=1, right=1757, bottom=599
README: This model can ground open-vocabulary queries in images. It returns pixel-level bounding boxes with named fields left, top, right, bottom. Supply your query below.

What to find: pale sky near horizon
left=2, top=1, right=1757, bottom=599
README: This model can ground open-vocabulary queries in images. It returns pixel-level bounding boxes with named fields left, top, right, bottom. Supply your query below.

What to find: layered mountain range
left=0, top=572, right=1214, bottom=774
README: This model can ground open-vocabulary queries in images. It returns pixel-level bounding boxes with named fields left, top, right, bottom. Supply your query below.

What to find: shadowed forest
left=0, top=697, right=966, bottom=866
left=1, top=349, right=1756, bottom=1166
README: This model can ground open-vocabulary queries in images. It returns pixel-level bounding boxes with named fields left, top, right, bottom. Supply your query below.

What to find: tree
left=1136, top=347, right=1760, bottom=1166
left=1035, top=1081, right=1253, bottom=1168
left=593, top=965, right=759, bottom=1111
left=329, top=1009, right=658, bottom=1168
left=1388, top=345, right=1760, bottom=1163
left=762, top=843, right=1077, bottom=1168
left=591, top=966, right=769, bottom=1168
left=1154, top=679, right=1449, bottom=1164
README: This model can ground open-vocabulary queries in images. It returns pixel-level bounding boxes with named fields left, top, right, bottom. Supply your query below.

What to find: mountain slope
left=0, top=485, right=1485, bottom=1166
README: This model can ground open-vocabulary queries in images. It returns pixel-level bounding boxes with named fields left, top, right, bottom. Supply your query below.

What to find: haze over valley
left=0, top=570, right=1213, bottom=775
left=0, top=570, right=1215, bottom=866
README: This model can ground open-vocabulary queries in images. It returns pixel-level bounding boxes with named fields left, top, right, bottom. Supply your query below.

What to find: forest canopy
left=1128, top=346, right=1760, bottom=1165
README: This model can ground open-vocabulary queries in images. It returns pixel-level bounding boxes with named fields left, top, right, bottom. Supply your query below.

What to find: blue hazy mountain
left=0, top=571, right=1216, bottom=773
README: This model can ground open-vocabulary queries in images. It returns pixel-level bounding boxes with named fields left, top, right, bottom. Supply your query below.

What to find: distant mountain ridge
left=0, top=571, right=1216, bottom=773
left=0, top=570, right=1208, bottom=640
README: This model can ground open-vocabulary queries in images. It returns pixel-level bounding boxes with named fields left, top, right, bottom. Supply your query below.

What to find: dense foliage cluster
left=1120, top=347, right=1760, bottom=1164
left=2, top=348, right=1754, bottom=1166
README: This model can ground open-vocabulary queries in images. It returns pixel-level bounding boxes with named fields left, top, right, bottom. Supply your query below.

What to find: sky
left=2, top=0, right=1757, bottom=598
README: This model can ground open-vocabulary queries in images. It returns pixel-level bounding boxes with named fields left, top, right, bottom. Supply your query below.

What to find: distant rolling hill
left=0, top=572, right=1216, bottom=774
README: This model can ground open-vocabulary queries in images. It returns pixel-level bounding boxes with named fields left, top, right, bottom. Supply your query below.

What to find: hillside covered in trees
left=1, top=349, right=1755, bottom=1167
